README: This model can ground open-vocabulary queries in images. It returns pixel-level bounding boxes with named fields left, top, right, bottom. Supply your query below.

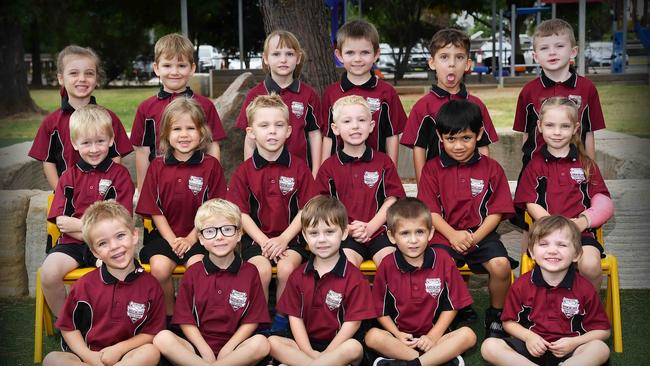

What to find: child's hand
left=173, top=237, right=193, bottom=258
left=56, top=216, right=77, bottom=233
left=349, top=221, right=370, bottom=243
left=548, top=337, right=577, bottom=357
left=263, top=237, right=289, bottom=261
left=524, top=333, right=551, bottom=357
left=571, top=216, right=589, bottom=232
left=415, top=334, right=434, bottom=352
left=396, top=332, right=418, bottom=347
left=81, top=350, right=105, bottom=366
left=99, top=345, right=122, bottom=366
left=307, top=348, right=321, bottom=359
left=449, top=230, right=474, bottom=253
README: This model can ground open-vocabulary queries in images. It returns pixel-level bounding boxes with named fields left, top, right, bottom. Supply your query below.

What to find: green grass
left=2, top=289, right=648, bottom=365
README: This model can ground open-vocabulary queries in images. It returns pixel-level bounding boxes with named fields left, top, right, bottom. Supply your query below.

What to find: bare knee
left=481, top=337, right=507, bottom=361
left=149, top=264, right=172, bottom=282
left=576, top=339, right=610, bottom=363
left=364, top=328, right=383, bottom=348
left=578, top=255, right=602, bottom=280
left=248, top=334, right=271, bottom=358
left=276, top=260, right=296, bottom=283
left=252, top=259, right=272, bottom=286
left=153, top=330, right=176, bottom=349
left=487, top=257, right=512, bottom=280
left=342, top=339, right=363, bottom=358
left=457, top=326, right=477, bottom=348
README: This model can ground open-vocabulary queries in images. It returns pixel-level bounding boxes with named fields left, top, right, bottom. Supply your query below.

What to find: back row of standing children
left=32, top=15, right=614, bottom=366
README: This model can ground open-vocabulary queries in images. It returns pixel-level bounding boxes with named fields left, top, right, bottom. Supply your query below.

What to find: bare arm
left=431, top=213, right=473, bottom=253
left=111, top=156, right=122, bottom=165
left=60, top=329, right=103, bottom=366
left=265, top=211, right=303, bottom=260
left=181, top=324, right=217, bottom=362
left=241, top=213, right=270, bottom=246
left=584, top=131, right=596, bottom=160
left=425, top=310, right=457, bottom=343
left=134, top=146, right=151, bottom=193
left=308, top=130, right=323, bottom=177
left=321, top=136, right=332, bottom=162
left=289, top=315, right=317, bottom=357
left=43, top=162, right=59, bottom=190
left=472, top=213, right=502, bottom=244
left=526, top=203, right=551, bottom=221
left=217, top=323, right=258, bottom=359
left=413, top=147, right=427, bottom=184
left=385, top=135, right=400, bottom=166
left=56, top=216, right=83, bottom=241
left=366, top=196, right=397, bottom=236
left=324, top=320, right=361, bottom=353
left=99, top=333, right=155, bottom=366
left=208, top=141, right=221, bottom=161
left=151, top=214, right=177, bottom=246
left=243, top=135, right=256, bottom=161
left=504, top=320, right=551, bottom=358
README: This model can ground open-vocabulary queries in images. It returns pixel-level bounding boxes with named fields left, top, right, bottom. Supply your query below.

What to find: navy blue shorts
left=432, top=231, right=519, bottom=273
left=240, top=234, right=309, bottom=262
left=139, top=229, right=207, bottom=265
left=341, top=232, right=394, bottom=261
left=48, top=243, right=97, bottom=268
left=503, top=337, right=572, bottom=366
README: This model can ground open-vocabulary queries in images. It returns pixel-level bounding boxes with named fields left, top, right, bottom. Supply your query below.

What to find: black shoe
left=373, top=357, right=410, bottom=366
left=451, top=305, right=478, bottom=329
left=484, top=307, right=507, bottom=338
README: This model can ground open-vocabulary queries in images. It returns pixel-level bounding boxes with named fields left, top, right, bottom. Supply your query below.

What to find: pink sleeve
left=582, top=193, right=614, bottom=228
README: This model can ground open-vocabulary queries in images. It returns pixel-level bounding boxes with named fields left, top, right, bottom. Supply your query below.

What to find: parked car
left=585, top=41, right=628, bottom=67
left=197, top=45, right=222, bottom=72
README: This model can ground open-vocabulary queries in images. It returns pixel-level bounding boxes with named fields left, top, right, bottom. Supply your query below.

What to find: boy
left=417, top=100, right=516, bottom=339
left=366, top=197, right=476, bottom=366
left=43, top=200, right=164, bottom=366
left=130, top=33, right=226, bottom=193
left=400, top=28, right=498, bottom=183
left=268, top=195, right=375, bottom=366
left=41, top=105, right=134, bottom=318
left=481, top=215, right=611, bottom=366
left=321, top=19, right=407, bottom=165
left=227, top=94, right=317, bottom=332
left=316, top=95, right=405, bottom=268
left=153, top=199, right=271, bottom=366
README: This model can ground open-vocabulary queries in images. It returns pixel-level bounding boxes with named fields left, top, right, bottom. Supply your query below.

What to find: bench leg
left=609, top=257, right=623, bottom=353
left=34, top=269, right=44, bottom=364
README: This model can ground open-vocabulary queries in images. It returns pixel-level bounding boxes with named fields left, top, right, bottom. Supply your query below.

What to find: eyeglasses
left=199, top=225, right=238, bottom=239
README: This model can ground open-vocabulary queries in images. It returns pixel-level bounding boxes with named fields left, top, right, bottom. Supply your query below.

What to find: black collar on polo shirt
left=540, top=67, right=578, bottom=88
left=340, top=71, right=378, bottom=92
left=337, top=145, right=373, bottom=164
left=164, top=150, right=204, bottom=165
left=541, top=144, right=578, bottom=162
left=531, top=263, right=576, bottom=289
left=62, top=94, right=97, bottom=112
left=264, top=74, right=300, bottom=94
left=203, top=253, right=242, bottom=274
left=100, top=260, right=144, bottom=284
left=157, top=86, right=194, bottom=100
left=252, top=147, right=291, bottom=169
left=430, top=83, right=468, bottom=99
left=395, top=247, right=436, bottom=273
left=304, top=250, right=348, bottom=278
left=439, top=149, right=481, bottom=167
left=76, top=156, right=113, bottom=173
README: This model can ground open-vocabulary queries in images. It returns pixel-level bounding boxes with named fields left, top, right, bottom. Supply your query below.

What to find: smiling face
left=428, top=43, right=471, bottom=93
left=153, top=55, right=195, bottom=94
left=88, top=218, right=138, bottom=271
left=168, top=113, right=201, bottom=161
left=531, top=227, right=580, bottom=274
left=72, top=131, right=113, bottom=167
left=247, top=107, right=292, bottom=156
left=438, top=127, right=483, bottom=163
left=331, top=103, right=375, bottom=148
left=537, top=106, right=578, bottom=156
left=199, top=216, right=241, bottom=261
left=533, top=32, right=577, bottom=73
left=263, top=35, right=301, bottom=80
left=58, top=56, right=98, bottom=102
left=335, top=37, right=380, bottom=79
left=303, top=220, right=347, bottom=261
left=388, top=218, right=433, bottom=265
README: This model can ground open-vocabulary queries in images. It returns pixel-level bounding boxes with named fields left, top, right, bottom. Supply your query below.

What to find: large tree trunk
left=0, top=16, right=41, bottom=117
left=259, top=0, right=337, bottom=95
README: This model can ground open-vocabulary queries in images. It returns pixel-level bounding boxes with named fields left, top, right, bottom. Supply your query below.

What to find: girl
left=136, top=97, right=227, bottom=318
left=235, top=30, right=323, bottom=177
left=514, top=96, right=614, bottom=289
left=28, top=45, right=132, bottom=190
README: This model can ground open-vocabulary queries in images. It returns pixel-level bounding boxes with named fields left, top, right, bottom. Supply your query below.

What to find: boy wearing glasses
left=154, top=199, right=271, bottom=365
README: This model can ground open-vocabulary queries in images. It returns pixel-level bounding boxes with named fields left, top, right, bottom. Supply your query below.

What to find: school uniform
left=400, top=83, right=498, bottom=161
left=322, top=72, right=407, bottom=155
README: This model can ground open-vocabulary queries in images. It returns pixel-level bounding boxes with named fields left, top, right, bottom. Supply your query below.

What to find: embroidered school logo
left=568, top=95, right=582, bottom=108
left=279, top=176, right=295, bottom=195
left=364, top=171, right=379, bottom=188
left=188, top=176, right=204, bottom=195
left=561, top=297, right=580, bottom=317
left=570, top=168, right=586, bottom=184
left=325, top=290, right=343, bottom=310
left=470, top=178, right=484, bottom=197
left=425, top=278, right=442, bottom=297
left=229, top=289, right=247, bottom=311
left=366, top=97, right=381, bottom=113
left=291, top=101, right=304, bottom=118
left=126, top=301, right=145, bottom=323
left=98, top=179, right=112, bottom=196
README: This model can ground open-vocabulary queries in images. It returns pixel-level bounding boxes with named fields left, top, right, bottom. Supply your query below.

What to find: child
left=268, top=195, right=375, bottom=366
left=316, top=95, right=405, bottom=268
left=236, top=30, right=324, bottom=177
left=321, top=19, right=407, bottom=165
left=417, top=99, right=517, bottom=339
left=29, top=45, right=132, bottom=190
left=130, top=33, right=226, bottom=193
left=400, top=28, right=498, bottom=183
left=481, top=215, right=611, bottom=366
left=366, top=197, right=476, bottom=366
left=43, top=200, right=165, bottom=366
left=136, top=97, right=227, bottom=319
left=153, top=199, right=271, bottom=366
left=514, top=96, right=613, bottom=290
left=41, top=104, right=134, bottom=318
left=227, top=94, right=316, bottom=332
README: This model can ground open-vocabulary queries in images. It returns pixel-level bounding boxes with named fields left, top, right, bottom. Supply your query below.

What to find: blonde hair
left=56, top=45, right=104, bottom=85
left=386, top=197, right=432, bottom=233
left=332, top=95, right=371, bottom=124
left=528, top=215, right=583, bottom=256
left=533, top=19, right=576, bottom=49
left=195, top=199, right=242, bottom=232
left=155, top=33, right=195, bottom=64
left=159, top=97, right=212, bottom=157
left=245, top=93, right=289, bottom=127
left=81, top=200, right=135, bottom=246
left=263, top=30, right=305, bottom=78
left=539, top=96, right=593, bottom=179
left=301, top=195, right=348, bottom=232
left=69, top=105, right=114, bottom=143
left=336, top=19, right=380, bottom=51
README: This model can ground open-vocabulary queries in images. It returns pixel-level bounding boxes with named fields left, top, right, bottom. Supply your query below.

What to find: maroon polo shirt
left=48, top=157, right=134, bottom=245
left=172, top=254, right=270, bottom=353
left=513, top=69, right=606, bottom=167
left=235, top=76, right=323, bottom=168
left=29, top=95, right=133, bottom=176
left=276, top=252, right=375, bottom=341
left=400, top=84, right=498, bottom=161
left=514, top=144, right=610, bottom=240
left=56, top=261, right=166, bottom=351
left=136, top=151, right=227, bottom=237
left=130, top=87, right=226, bottom=161
left=316, top=146, right=406, bottom=239
left=227, top=148, right=316, bottom=238
left=322, top=72, right=407, bottom=155
left=417, top=150, right=514, bottom=246
left=502, top=265, right=610, bottom=342
left=373, top=248, right=473, bottom=337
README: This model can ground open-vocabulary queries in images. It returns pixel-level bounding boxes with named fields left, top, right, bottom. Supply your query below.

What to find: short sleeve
left=477, top=100, right=498, bottom=145
left=240, top=267, right=271, bottom=325
left=55, top=279, right=82, bottom=331
left=342, top=272, right=375, bottom=322
left=107, top=111, right=134, bottom=157
left=587, top=163, right=610, bottom=198
left=276, top=269, right=304, bottom=318
left=439, top=252, right=473, bottom=311
left=486, top=161, right=515, bottom=219
left=585, top=84, right=606, bottom=132
left=500, top=278, right=524, bottom=322
left=297, top=163, right=318, bottom=208
left=581, top=284, right=611, bottom=332
left=513, top=88, right=533, bottom=133
left=235, top=89, right=258, bottom=131
left=135, top=161, right=163, bottom=217
left=29, top=115, right=55, bottom=161
left=207, top=159, right=227, bottom=199
left=383, top=157, right=406, bottom=198
left=417, top=162, right=442, bottom=214
left=172, top=270, right=198, bottom=325
left=129, top=102, right=147, bottom=146
left=48, top=170, right=74, bottom=222
left=226, top=165, right=251, bottom=215
left=305, top=87, right=323, bottom=133
left=203, top=100, right=227, bottom=141
left=137, top=279, right=166, bottom=335
left=513, top=161, right=541, bottom=209
left=371, top=261, right=389, bottom=317
left=113, top=167, right=135, bottom=214
left=386, top=87, right=407, bottom=135
left=315, top=159, right=334, bottom=196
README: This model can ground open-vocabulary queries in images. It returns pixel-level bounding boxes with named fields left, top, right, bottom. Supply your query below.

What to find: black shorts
left=581, top=235, right=605, bottom=258
left=48, top=243, right=98, bottom=268
left=503, top=337, right=572, bottom=366
left=139, top=230, right=207, bottom=265
left=341, top=232, right=394, bottom=261
left=240, top=234, right=310, bottom=262
left=432, top=231, right=519, bottom=273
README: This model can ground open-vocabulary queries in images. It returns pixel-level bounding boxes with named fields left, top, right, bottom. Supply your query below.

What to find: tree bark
left=259, top=0, right=337, bottom=95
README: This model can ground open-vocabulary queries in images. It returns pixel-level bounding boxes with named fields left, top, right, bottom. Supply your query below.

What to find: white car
left=585, top=41, right=628, bottom=67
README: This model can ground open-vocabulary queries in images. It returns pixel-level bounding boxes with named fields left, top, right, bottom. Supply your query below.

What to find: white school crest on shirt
left=229, top=289, right=248, bottom=311
left=325, top=290, right=343, bottom=310
left=188, top=176, right=204, bottom=195
left=470, top=178, right=484, bottom=197
left=425, top=278, right=442, bottom=297
left=561, top=297, right=580, bottom=318
left=568, top=95, right=582, bottom=108
left=98, top=179, right=112, bottom=196
left=126, top=301, right=145, bottom=323
left=279, top=176, right=295, bottom=195
left=291, top=101, right=305, bottom=118
left=364, top=171, right=379, bottom=188
left=570, top=168, right=586, bottom=184
left=366, top=97, right=381, bottom=113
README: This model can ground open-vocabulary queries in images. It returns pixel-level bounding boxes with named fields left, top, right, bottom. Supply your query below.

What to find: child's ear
left=427, top=57, right=436, bottom=71
left=57, top=73, right=64, bottom=86
left=570, top=46, right=578, bottom=60
left=334, top=49, right=344, bottom=64
left=369, top=119, right=376, bottom=133
left=373, top=49, right=381, bottom=63
left=386, top=229, right=397, bottom=244
left=476, top=127, right=484, bottom=141
left=245, top=126, right=256, bottom=140
left=537, top=119, right=542, bottom=133
left=331, top=122, right=341, bottom=137
left=286, top=124, right=292, bottom=138
left=341, top=226, right=349, bottom=241
left=71, top=141, right=80, bottom=152
left=427, top=228, right=434, bottom=241
left=464, top=57, right=473, bottom=72
left=190, top=62, right=196, bottom=74
left=152, top=62, right=160, bottom=77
